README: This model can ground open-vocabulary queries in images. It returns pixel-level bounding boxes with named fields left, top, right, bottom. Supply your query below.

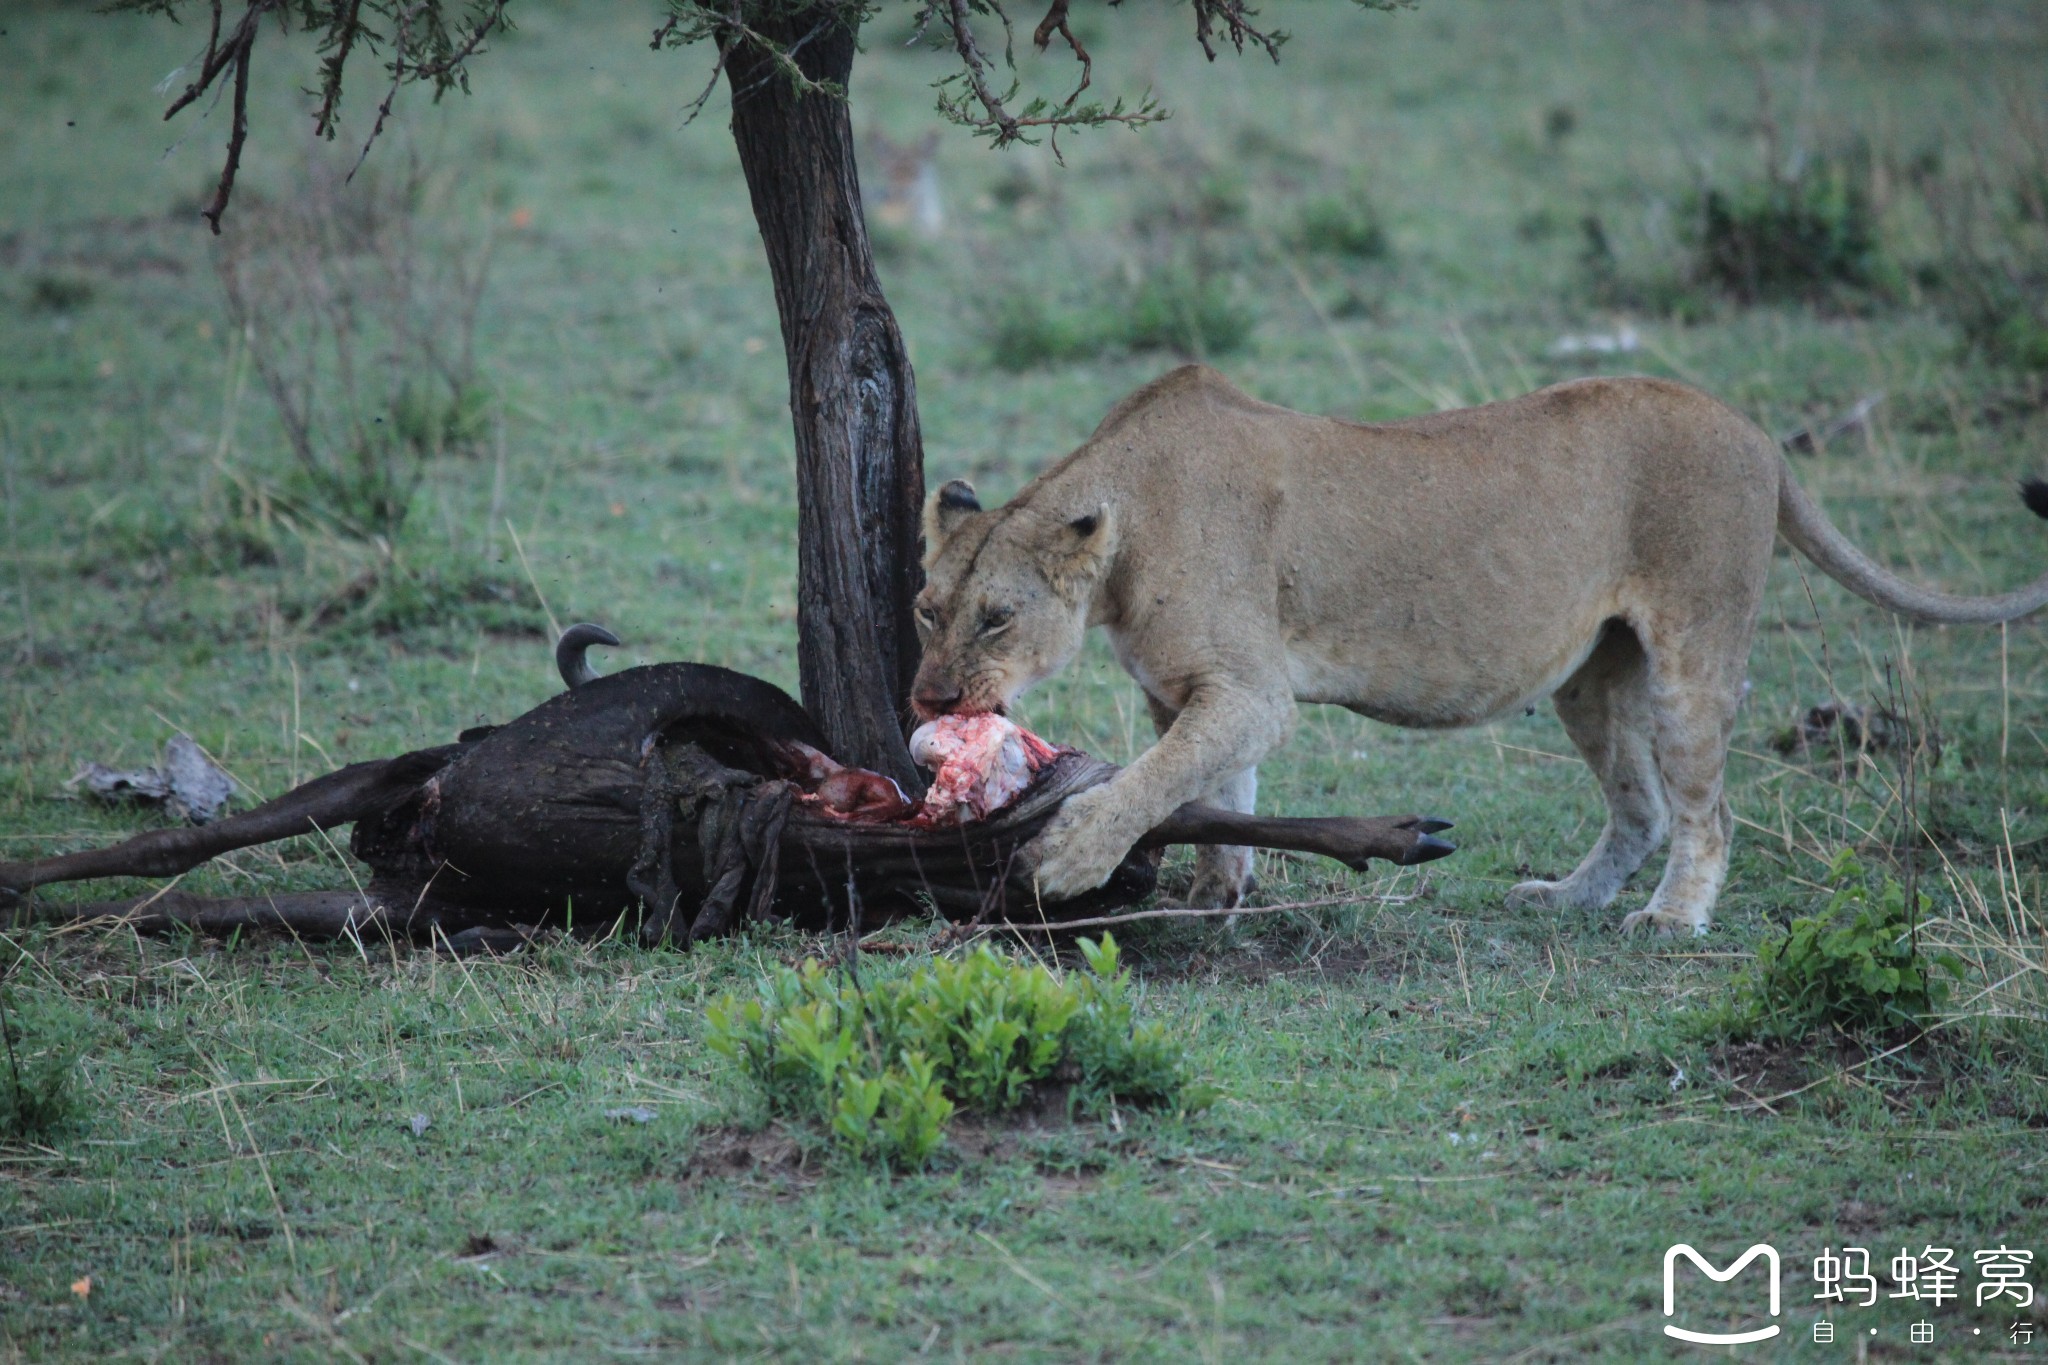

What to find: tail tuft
left=2021, top=478, right=2048, bottom=522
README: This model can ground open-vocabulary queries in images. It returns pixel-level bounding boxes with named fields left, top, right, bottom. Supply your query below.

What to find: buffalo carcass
left=2, top=628, right=1454, bottom=949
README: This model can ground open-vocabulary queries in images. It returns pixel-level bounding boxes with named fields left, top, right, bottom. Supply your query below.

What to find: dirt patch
left=1138, top=937, right=1410, bottom=987
left=1707, top=1037, right=1813, bottom=1104
left=681, top=1086, right=1107, bottom=1187
left=947, top=1081, right=1082, bottom=1162
left=680, top=1125, right=816, bottom=1189
left=1709, top=1032, right=1955, bottom=1114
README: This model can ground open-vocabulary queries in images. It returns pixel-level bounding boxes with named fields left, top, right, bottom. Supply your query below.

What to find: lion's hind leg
left=1616, top=627, right=1749, bottom=938
left=1507, top=623, right=1669, bottom=913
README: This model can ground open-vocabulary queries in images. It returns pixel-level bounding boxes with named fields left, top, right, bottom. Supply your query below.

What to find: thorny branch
left=1191, top=0, right=1287, bottom=63
left=139, top=0, right=1403, bottom=229
left=353, top=2, right=426, bottom=182
left=944, top=0, right=1017, bottom=140
left=928, top=0, right=1162, bottom=154
left=313, top=0, right=367, bottom=138
left=408, top=0, right=509, bottom=80
left=1031, top=0, right=1091, bottom=106
left=148, top=0, right=513, bottom=229
left=652, top=3, right=847, bottom=118
left=163, top=0, right=280, bottom=233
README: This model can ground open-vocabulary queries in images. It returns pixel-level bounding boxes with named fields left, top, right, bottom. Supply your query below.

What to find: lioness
left=911, top=365, right=2048, bottom=935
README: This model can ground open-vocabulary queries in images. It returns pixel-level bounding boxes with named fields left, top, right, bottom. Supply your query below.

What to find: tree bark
left=725, top=8, right=924, bottom=791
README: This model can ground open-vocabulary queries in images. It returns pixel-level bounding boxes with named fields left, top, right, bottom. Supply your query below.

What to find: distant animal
left=911, top=364, right=2048, bottom=935
left=863, top=129, right=944, bottom=238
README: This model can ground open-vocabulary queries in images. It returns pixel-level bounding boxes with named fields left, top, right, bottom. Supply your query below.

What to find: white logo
left=1663, top=1244, right=1783, bottom=1345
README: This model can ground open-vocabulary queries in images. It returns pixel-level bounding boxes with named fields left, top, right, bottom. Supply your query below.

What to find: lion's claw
left=1618, top=908, right=1710, bottom=938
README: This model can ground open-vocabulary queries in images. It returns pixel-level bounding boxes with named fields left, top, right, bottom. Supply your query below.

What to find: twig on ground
left=1723, top=1030, right=1928, bottom=1113
left=961, top=889, right=1420, bottom=937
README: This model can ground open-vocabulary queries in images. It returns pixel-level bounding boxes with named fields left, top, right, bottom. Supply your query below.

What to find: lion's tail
left=1777, top=454, right=2048, bottom=624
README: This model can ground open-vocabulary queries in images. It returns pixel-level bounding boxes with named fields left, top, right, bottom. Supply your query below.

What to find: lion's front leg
left=1025, top=685, right=1292, bottom=902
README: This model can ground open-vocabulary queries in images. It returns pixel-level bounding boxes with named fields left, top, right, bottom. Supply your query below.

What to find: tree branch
left=350, top=1, right=427, bottom=183
left=408, top=0, right=510, bottom=81
left=198, top=4, right=264, bottom=233
left=313, top=0, right=367, bottom=138
left=1031, top=0, right=1091, bottom=109
left=163, top=0, right=274, bottom=122
left=942, top=0, right=1018, bottom=142
left=1191, top=0, right=1287, bottom=63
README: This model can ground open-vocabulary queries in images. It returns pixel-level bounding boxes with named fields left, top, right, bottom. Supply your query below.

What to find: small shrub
left=1062, top=935, right=1191, bottom=1112
left=1124, top=265, right=1255, bottom=357
left=1579, top=148, right=1891, bottom=318
left=1740, top=849, right=1964, bottom=1036
left=1578, top=213, right=1715, bottom=323
left=1295, top=195, right=1389, bottom=261
left=1689, top=155, right=1886, bottom=304
left=983, top=265, right=1254, bottom=370
left=1, top=989, right=86, bottom=1142
left=1192, top=170, right=1250, bottom=229
left=985, top=296, right=1119, bottom=371
left=1946, top=277, right=2048, bottom=374
left=215, top=149, right=495, bottom=540
left=26, top=273, right=94, bottom=314
left=1917, top=118, right=2048, bottom=376
left=705, top=936, right=1200, bottom=1168
left=315, top=561, right=542, bottom=638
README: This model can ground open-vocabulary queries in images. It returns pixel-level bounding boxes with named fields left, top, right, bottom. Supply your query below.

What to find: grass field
left=3, top=0, right=2047, bottom=1359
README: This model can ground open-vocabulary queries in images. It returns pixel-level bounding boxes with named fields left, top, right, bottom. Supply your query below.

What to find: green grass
left=4, top=0, right=2048, bottom=1358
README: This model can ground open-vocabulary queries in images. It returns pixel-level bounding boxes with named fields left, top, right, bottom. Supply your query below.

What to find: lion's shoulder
left=1084, top=364, right=1265, bottom=441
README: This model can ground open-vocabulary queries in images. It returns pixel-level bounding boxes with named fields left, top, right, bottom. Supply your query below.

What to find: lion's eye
left=914, top=604, right=939, bottom=632
left=978, top=607, right=1014, bottom=638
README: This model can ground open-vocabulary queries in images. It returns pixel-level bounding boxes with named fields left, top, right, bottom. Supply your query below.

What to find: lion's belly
left=1282, top=593, right=1619, bottom=730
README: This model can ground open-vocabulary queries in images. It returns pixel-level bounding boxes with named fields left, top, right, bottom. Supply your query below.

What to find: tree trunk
left=724, top=8, right=924, bottom=791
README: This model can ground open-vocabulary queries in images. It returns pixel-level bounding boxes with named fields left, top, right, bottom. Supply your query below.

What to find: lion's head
left=910, top=479, right=1117, bottom=720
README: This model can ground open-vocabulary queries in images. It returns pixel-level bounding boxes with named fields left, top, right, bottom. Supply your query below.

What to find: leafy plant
left=1124, top=264, right=1255, bottom=357
left=1578, top=212, right=1716, bottom=323
left=1688, top=153, right=1887, bottom=305
left=983, top=262, right=1254, bottom=370
left=214, top=150, right=495, bottom=540
left=0, top=987, right=86, bottom=1143
left=1916, top=106, right=2048, bottom=376
left=1741, top=849, right=1965, bottom=1035
left=1294, top=193, right=1389, bottom=261
left=1062, top=935, right=1196, bottom=1111
left=704, top=937, right=1201, bottom=1167
left=985, top=295, right=1119, bottom=370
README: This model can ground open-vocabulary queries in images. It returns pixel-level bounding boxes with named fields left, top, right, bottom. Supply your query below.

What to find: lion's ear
left=1041, top=503, right=1115, bottom=597
left=921, top=479, right=981, bottom=568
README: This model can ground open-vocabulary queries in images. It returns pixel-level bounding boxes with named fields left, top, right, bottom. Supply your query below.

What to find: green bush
left=1295, top=195, right=1390, bottom=261
left=1577, top=213, right=1716, bottom=323
left=1948, top=277, right=2048, bottom=373
left=1922, top=171, right=2048, bottom=375
left=1740, top=849, right=1964, bottom=1035
left=985, top=296, right=1120, bottom=371
left=1, top=989, right=86, bottom=1143
left=705, top=936, right=1201, bottom=1167
left=1124, top=266, right=1255, bottom=357
left=1689, top=156, right=1886, bottom=304
left=984, top=266, right=1255, bottom=371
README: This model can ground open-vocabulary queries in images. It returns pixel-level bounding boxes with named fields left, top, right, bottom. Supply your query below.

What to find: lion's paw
left=1505, top=878, right=1564, bottom=910
left=1025, top=788, right=1136, bottom=901
left=1185, top=867, right=1250, bottom=910
left=1618, top=907, right=1710, bottom=938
